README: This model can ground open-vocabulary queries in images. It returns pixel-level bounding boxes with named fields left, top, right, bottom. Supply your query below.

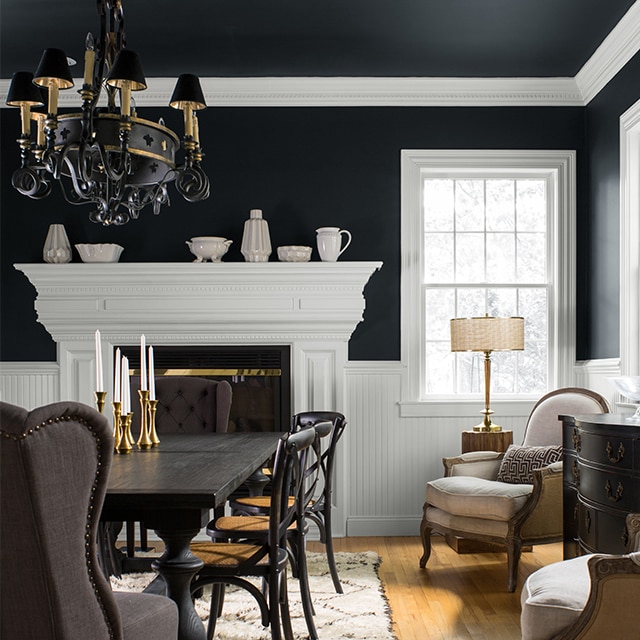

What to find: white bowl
left=277, top=245, right=312, bottom=262
left=608, top=376, right=640, bottom=420
left=75, top=243, right=124, bottom=263
left=186, top=237, right=232, bottom=262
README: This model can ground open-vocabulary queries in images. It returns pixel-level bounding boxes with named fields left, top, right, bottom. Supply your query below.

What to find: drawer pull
left=623, top=527, right=630, bottom=549
left=572, top=428, right=582, bottom=452
left=585, top=509, right=591, bottom=534
left=605, top=441, right=625, bottom=464
left=572, top=460, right=580, bottom=484
left=605, top=479, right=624, bottom=503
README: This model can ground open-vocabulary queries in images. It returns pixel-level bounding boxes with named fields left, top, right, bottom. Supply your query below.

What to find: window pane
left=455, top=180, right=485, bottom=231
left=487, top=288, right=518, bottom=317
left=519, top=288, right=548, bottom=341
left=455, top=352, right=484, bottom=394
left=424, top=179, right=454, bottom=231
left=486, top=180, right=515, bottom=231
left=425, top=344, right=454, bottom=393
left=457, top=288, right=486, bottom=317
left=486, top=233, right=515, bottom=282
left=424, top=233, right=454, bottom=282
left=520, top=342, right=547, bottom=394
left=517, top=180, right=546, bottom=232
left=492, top=351, right=518, bottom=393
left=425, top=288, right=455, bottom=341
left=517, top=232, right=546, bottom=281
left=456, top=233, right=484, bottom=282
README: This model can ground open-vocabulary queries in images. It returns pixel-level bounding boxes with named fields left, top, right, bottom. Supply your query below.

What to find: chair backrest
left=292, top=412, right=347, bottom=508
left=269, top=428, right=317, bottom=551
left=131, top=376, right=232, bottom=434
left=522, top=387, right=611, bottom=447
left=0, top=401, right=124, bottom=640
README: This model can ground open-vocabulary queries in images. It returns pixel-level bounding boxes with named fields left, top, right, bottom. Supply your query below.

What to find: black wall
left=0, top=100, right=607, bottom=363
left=580, top=51, right=640, bottom=360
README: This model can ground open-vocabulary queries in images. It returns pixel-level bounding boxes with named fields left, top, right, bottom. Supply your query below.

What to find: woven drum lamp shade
left=450, top=316, right=525, bottom=353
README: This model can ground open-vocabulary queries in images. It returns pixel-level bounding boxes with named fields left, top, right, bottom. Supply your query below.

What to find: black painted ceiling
left=1, top=0, right=637, bottom=79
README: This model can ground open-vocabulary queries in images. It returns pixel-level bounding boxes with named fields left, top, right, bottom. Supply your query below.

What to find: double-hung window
left=400, top=150, right=576, bottom=414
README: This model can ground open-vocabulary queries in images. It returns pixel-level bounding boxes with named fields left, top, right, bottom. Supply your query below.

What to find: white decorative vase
left=43, top=224, right=72, bottom=264
left=241, top=209, right=272, bottom=262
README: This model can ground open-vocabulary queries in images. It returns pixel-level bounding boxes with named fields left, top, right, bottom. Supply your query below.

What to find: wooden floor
left=307, top=536, right=563, bottom=640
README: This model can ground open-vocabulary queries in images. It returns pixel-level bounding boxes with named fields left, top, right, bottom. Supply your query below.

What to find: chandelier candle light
left=450, top=316, right=525, bottom=432
left=5, top=0, right=210, bottom=225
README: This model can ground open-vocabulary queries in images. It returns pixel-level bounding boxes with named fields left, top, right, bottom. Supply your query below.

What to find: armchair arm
left=443, top=450, right=504, bottom=479
left=552, top=552, right=640, bottom=640
left=516, top=462, right=563, bottom=541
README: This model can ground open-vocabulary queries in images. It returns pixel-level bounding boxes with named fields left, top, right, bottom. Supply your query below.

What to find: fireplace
left=16, top=261, right=381, bottom=414
left=16, top=260, right=381, bottom=537
left=121, top=344, right=291, bottom=432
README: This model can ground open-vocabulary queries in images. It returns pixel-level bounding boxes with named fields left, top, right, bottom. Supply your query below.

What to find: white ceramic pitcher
left=315, top=227, right=352, bottom=262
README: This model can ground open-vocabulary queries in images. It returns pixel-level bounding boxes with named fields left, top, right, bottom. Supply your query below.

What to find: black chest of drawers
left=562, top=414, right=640, bottom=559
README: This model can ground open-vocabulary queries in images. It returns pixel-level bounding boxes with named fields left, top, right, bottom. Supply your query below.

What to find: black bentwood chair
left=206, top=420, right=332, bottom=640
left=0, top=400, right=178, bottom=640
left=190, top=427, right=317, bottom=640
left=230, top=411, right=348, bottom=594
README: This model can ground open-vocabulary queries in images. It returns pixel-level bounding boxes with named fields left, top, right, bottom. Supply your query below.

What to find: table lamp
left=450, top=315, right=525, bottom=432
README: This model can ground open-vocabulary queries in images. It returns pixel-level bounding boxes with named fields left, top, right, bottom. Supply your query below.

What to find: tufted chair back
left=0, top=400, right=178, bottom=640
left=131, top=376, right=232, bottom=435
left=522, top=387, right=611, bottom=447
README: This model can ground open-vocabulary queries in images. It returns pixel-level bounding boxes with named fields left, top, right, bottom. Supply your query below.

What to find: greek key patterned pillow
left=496, top=444, right=563, bottom=484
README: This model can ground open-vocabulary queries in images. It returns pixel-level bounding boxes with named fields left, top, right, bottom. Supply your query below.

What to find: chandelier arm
left=11, top=166, right=52, bottom=199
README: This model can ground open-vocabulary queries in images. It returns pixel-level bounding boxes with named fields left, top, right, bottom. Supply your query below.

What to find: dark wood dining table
left=101, top=432, right=283, bottom=640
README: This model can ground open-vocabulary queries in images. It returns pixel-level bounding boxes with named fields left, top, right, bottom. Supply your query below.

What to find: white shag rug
left=111, top=550, right=396, bottom=640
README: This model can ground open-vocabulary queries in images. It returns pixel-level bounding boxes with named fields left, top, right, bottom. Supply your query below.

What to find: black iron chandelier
left=5, top=0, right=210, bottom=225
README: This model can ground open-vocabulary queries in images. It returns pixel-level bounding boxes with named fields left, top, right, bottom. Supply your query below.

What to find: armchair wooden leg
left=506, top=537, right=522, bottom=593
left=419, top=506, right=433, bottom=568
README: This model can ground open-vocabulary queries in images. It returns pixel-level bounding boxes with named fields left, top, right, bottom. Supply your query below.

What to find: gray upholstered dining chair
left=521, top=512, right=640, bottom=640
left=420, top=387, right=611, bottom=592
left=0, top=400, right=178, bottom=640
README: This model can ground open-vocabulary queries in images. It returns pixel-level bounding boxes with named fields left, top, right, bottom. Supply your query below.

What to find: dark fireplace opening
left=120, top=345, right=291, bottom=432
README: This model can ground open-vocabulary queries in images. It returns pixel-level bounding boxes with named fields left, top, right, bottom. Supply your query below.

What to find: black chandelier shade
left=5, top=0, right=210, bottom=226
left=6, top=73, right=45, bottom=107
left=106, top=49, right=147, bottom=91
left=170, top=74, right=207, bottom=111
left=33, top=49, right=74, bottom=90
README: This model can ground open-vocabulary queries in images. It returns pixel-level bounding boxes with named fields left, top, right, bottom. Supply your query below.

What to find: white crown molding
left=0, top=75, right=583, bottom=108
left=576, top=0, right=640, bottom=105
left=0, top=2, right=638, bottom=108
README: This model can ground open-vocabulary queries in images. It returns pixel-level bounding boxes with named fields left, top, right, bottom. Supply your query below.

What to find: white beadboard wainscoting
left=0, top=358, right=620, bottom=537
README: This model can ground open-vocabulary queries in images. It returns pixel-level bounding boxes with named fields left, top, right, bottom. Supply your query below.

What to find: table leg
left=151, top=528, right=205, bottom=640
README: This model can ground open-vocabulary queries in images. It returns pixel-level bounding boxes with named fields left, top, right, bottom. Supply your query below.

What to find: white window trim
left=620, top=100, right=640, bottom=378
left=399, top=150, right=577, bottom=418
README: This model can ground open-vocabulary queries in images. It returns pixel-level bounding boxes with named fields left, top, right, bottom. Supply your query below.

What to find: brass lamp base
left=472, top=410, right=503, bottom=432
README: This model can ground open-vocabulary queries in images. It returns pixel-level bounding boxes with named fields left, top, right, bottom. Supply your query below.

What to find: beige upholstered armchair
left=419, top=387, right=611, bottom=592
left=521, top=512, right=640, bottom=640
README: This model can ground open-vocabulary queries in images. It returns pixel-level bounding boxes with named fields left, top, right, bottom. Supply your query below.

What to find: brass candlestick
left=117, top=412, right=134, bottom=454
left=148, top=399, right=160, bottom=446
left=111, top=401, right=122, bottom=452
left=137, top=389, right=153, bottom=449
left=94, top=390, right=107, bottom=414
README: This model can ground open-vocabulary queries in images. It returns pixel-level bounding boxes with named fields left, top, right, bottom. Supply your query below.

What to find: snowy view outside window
left=423, top=178, right=548, bottom=396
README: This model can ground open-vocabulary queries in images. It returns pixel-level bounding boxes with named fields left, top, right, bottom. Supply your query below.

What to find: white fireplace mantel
left=15, top=262, right=382, bottom=411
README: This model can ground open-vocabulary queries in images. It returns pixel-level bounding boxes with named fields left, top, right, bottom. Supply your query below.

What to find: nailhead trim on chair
left=1, top=413, right=116, bottom=639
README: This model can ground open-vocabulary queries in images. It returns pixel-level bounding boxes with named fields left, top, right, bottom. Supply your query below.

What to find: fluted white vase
left=241, top=209, right=271, bottom=262
left=42, top=224, right=72, bottom=264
